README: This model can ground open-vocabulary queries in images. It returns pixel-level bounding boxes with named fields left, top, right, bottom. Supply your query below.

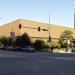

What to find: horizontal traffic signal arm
left=18, top=24, right=48, bottom=31
left=18, top=24, right=38, bottom=30
left=23, top=26, right=38, bottom=30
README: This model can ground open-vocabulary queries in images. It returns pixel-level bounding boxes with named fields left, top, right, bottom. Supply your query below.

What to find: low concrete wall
left=53, top=49, right=72, bottom=53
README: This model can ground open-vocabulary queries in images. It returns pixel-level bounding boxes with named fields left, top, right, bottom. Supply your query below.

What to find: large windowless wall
left=0, top=19, right=75, bottom=41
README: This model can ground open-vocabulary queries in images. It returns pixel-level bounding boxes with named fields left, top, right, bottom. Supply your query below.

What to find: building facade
left=0, top=19, right=75, bottom=41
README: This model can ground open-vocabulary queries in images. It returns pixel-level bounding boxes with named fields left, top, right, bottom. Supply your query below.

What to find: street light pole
left=48, top=10, right=51, bottom=52
left=49, top=10, right=50, bottom=39
left=74, top=0, right=75, bottom=29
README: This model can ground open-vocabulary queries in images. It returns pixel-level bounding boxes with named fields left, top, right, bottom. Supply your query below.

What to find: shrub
left=33, top=39, right=45, bottom=51
left=14, top=33, right=31, bottom=47
left=21, top=33, right=31, bottom=47
left=0, top=36, right=8, bottom=47
left=50, top=41, right=60, bottom=48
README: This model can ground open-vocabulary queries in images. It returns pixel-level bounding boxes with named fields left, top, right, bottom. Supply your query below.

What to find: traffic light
left=38, top=27, right=40, bottom=31
left=19, top=24, right=22, bottom=29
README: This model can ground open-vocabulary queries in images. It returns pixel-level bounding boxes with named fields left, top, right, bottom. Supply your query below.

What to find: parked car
left=5, top=47, right=12, bottom=50
left=0, top=46, right=8, bottom=50
left=0, top=47, right=6, bottom=50
left=6, top=47, right=22, bottom=51
left=22, top=46, right=35, bottom=52
left=12, top=47, right=22, bottom=51
left=9, top=47, right=15, bottom=51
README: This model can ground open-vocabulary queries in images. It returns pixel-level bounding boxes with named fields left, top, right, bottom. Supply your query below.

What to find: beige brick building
left=0, top=19, right=75, bottom=41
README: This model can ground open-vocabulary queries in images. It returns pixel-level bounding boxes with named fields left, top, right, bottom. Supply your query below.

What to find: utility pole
left=49, top=10, right=50, bottom=41
left=48, top=10, right=51, bottom=52
left=74, top=0, right=75, bottom=29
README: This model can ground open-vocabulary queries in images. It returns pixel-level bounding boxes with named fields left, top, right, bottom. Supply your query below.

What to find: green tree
left=50, top=41, right=60, bottom=48
left=33, top=39, right=45, bottom=51
left=14, top=36, right=22, bottom=47
left=8, top=37, right=13, bottom=46
left=0, top=36, right=8, bottom=47
left=0, top=37, right=13, bottom=47
left=21, top=33, right=31, bottom=47
left=13, top=33, right=31, bottom=47
left=59, top=30, right=73, bottom=40
left=59, top=30, right=74, bottom=48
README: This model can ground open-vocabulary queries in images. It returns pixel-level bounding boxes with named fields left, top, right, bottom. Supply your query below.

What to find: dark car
left=12, top=47, right=22, bottom=51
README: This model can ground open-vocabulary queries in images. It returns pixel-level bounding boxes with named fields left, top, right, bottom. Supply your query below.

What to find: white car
left=22, top=46, right=35, bottom=52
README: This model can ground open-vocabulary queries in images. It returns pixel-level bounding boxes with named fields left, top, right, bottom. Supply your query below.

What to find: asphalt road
left=0, top=50, right=75, bottom=75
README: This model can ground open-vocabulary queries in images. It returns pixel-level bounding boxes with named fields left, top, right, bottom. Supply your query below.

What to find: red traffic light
left=38, top=27, right=40, bottom=31
left=19, top=24, right=22, bottom=29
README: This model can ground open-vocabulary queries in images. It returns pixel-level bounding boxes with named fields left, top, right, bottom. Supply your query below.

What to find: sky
left=0, top=0, right=74, bottom=28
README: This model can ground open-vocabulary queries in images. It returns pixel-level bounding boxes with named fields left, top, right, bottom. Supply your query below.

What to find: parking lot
left=0, top=50, right=75, bottom=75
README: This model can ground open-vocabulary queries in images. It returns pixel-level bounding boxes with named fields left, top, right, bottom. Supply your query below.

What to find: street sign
left=42, top=29, right=48, bottom=31
left=10, top=32, right=15, bottom=38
